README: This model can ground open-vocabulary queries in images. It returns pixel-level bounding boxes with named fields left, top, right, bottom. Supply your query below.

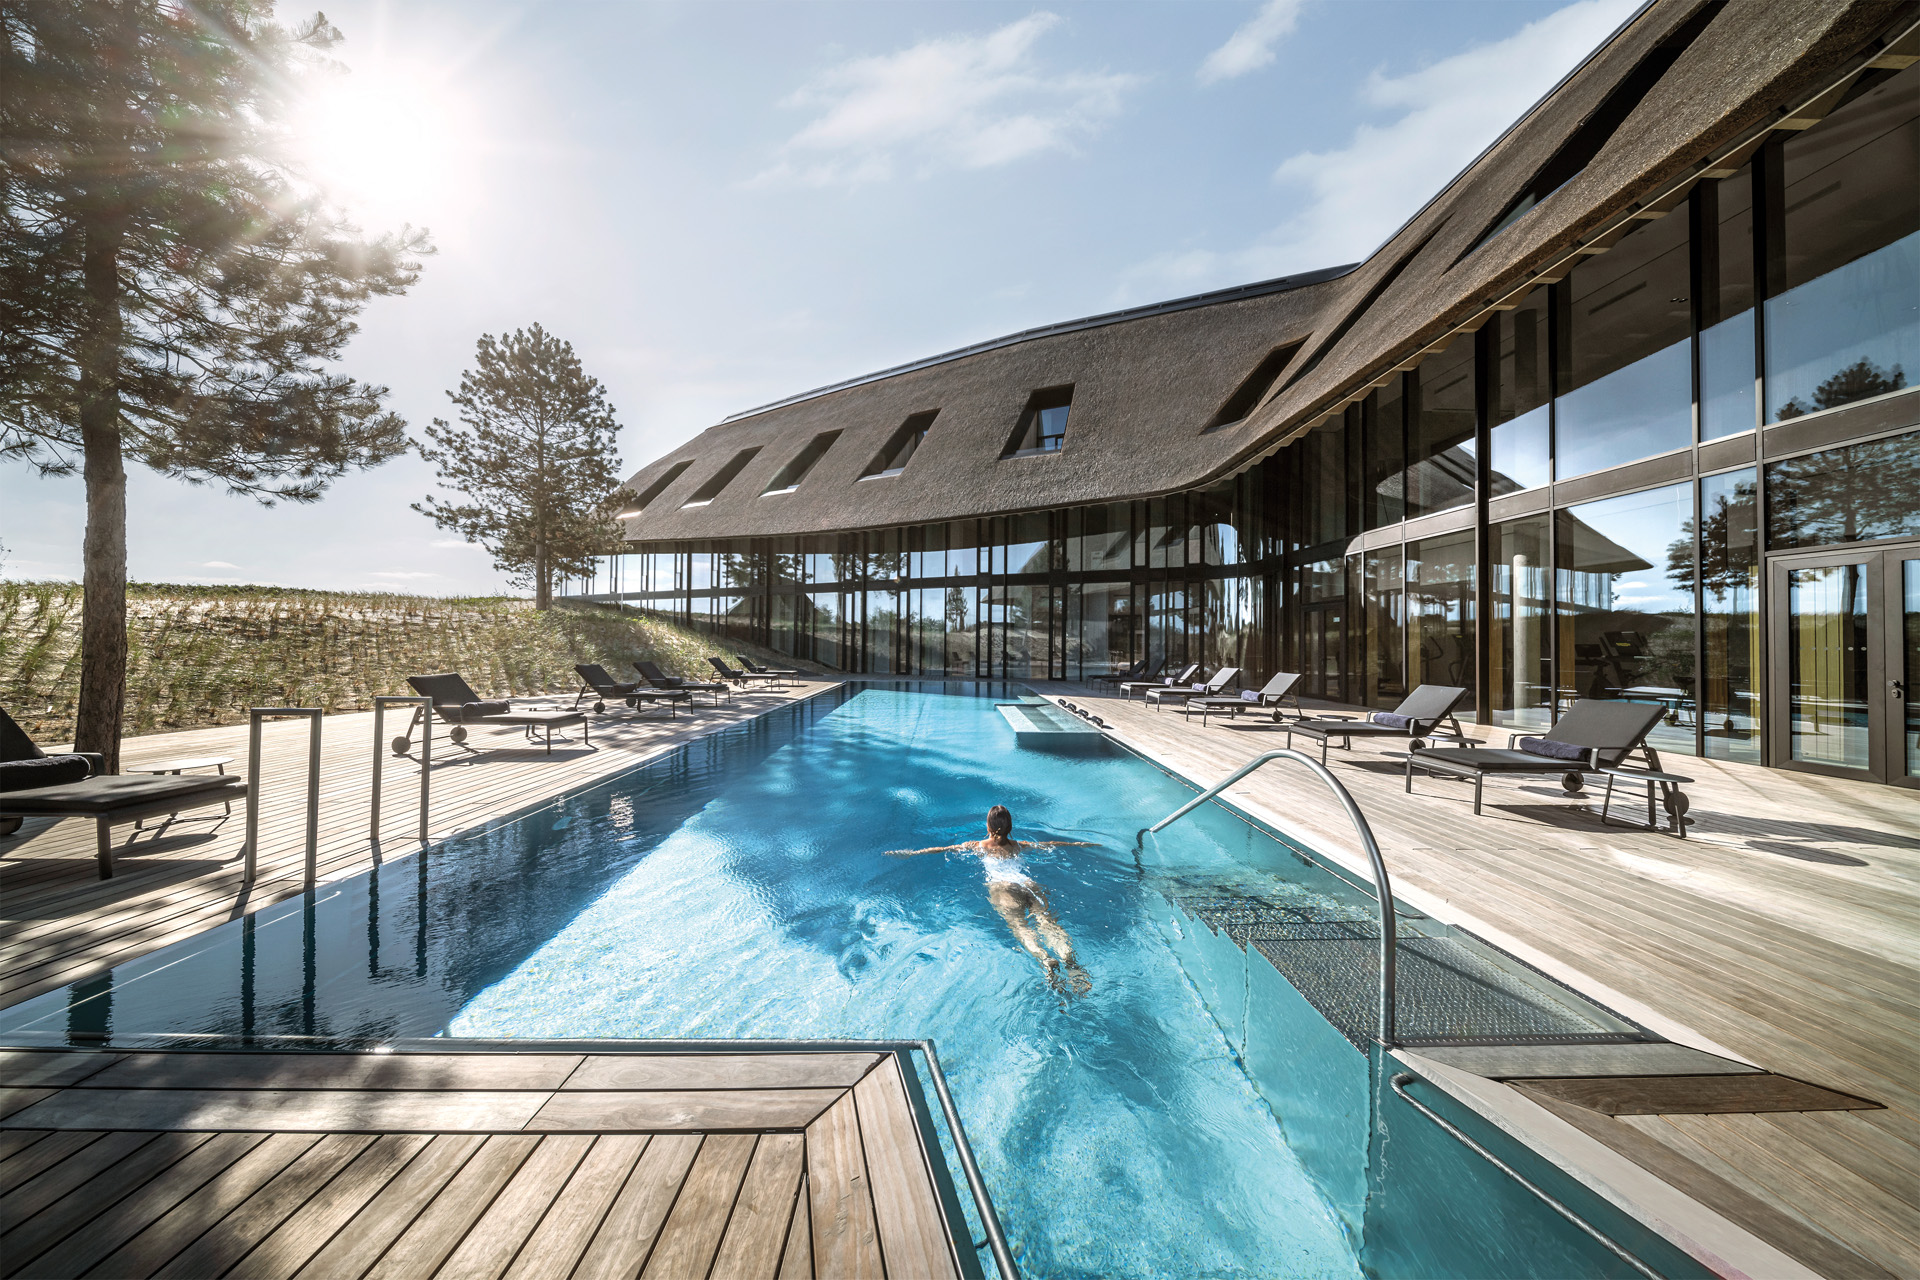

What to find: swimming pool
left=0, top=684, right=1705, bottom=1278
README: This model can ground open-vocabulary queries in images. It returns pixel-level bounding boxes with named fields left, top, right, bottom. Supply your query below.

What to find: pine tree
left=415, top=325, right=625, bottom=609
left=0, top=2, right=427, bottom=769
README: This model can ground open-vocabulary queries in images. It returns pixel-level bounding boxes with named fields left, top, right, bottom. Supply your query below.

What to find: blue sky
left=1, top=0, right=1639, bottom=594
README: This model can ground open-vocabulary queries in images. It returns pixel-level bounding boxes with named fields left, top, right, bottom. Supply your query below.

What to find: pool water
left=0, top=684, right=1703, bottom=1279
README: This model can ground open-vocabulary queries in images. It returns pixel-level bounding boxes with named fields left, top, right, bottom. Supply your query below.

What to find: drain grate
left=1168, top=888, right=1642, bottom=1050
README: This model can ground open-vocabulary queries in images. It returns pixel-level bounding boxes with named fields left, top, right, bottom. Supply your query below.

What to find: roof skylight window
left=1002, top=387, right=1072, bottom=458
left=618, top=459, right=692, bottom=516
left=1206, top=343, right=1302, bottom=430
left=861, top=411, right=938, bottom=479
left=762, top=430, right=842, bottom=495
left=681, top=447, right=761, bottom=507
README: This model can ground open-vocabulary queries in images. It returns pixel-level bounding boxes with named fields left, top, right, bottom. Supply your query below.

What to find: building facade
left=576, top=0, right=1920, bottom=788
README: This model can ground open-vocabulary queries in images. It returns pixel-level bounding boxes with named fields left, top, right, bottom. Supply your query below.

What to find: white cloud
left=201, top=561, right=240, bottom=569
left=753, top=13, right=1142, bottom=187
left=369, top=570, right=442, bottom=580
left=1123, top=0, right=1639, bottom=298
left=431, top=539, right=483, bottom=550
left=1198, top=0, right=1305, bottom=85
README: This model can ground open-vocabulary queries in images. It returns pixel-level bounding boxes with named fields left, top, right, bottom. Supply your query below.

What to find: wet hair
left=986, top=805, right=1013, bottom=837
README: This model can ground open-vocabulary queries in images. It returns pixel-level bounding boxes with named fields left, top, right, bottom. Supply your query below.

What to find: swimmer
left=888, top=805, right=1095, bottom=996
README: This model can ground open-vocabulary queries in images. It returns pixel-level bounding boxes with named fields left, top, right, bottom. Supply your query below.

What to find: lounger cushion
left=461, top=700, right=513, bottom=718
left=0, top=773, right=243, bottom=814
left=0, top=754, right=93, bottom=792
left=1370, top=712, right=1412, bottom=729
left=1518, top=736, right=1589, bottom=762
left=1416, top=748, right=1569, bottom=774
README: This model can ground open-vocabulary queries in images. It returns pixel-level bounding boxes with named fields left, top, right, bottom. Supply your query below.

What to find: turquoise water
left=0, top=684, right=1700, bottom=1278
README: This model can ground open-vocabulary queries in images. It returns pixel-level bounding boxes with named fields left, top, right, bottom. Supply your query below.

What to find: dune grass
left=0, top=581, right=814, bottom=743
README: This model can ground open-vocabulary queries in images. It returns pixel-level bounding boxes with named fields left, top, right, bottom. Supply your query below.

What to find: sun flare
left=285, top=58, right=471, bottom=228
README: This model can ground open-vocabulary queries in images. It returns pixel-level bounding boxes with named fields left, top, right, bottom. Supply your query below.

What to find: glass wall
left=1406, top=531, right=1476, bottom=699
left=1697, top=166, right=1758, bottom=439
left=1698, top=469, right=1760, bottom=761
left=1407, top=336, right=1477, bottom=518
left=1488, top=516, right=1551, bottom=729
left=1767, top=428, right=1920, bottom=548
left=1487, top=288, right=1551, bottom=492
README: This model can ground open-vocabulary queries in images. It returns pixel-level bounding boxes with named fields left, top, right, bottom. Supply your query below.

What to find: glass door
left=1769, top=547, right=1920, bottom=786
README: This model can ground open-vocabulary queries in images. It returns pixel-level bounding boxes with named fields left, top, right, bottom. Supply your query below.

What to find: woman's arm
left=884, top=843, right=969, bottom=858
left=1024, top=840, right=1100, bottom=849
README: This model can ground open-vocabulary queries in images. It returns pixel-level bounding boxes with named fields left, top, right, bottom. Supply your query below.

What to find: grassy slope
left=0, top=582, right=814, bottom=743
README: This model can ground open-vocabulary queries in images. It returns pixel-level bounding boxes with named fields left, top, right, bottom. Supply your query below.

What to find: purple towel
left=1241, top=689, right=1259, bottom=702
left=1370, top=712, right=1412, bottom=729
left=1518, top=736, right=1588, bottom=762
left=0, top=754, right=93, bottom=793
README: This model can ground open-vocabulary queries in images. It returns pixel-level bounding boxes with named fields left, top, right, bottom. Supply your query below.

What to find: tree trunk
left=534, top=536, right=551, bottom=610
left=74, top=215, right=127, bottom=771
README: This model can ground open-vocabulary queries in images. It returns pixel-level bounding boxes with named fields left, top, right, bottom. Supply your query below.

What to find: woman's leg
left=989, top=884, right=1055, bottom=970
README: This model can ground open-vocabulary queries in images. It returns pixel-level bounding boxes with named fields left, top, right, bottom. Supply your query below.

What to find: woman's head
left=986, top=805, right=1013, bottom=838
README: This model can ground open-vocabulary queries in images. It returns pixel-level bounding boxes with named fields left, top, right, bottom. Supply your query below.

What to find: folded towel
left=0, top=754, right=94, bottom=792
left=1370, top=712, right=1412, bottom=729
left=1518, top=736, right=1589, bottom=762
left=1192, top=683, right=1206, bottom=691
left=1241, top=689, right=1259, bottom=702
left=459, top=700, right=512, bottom=718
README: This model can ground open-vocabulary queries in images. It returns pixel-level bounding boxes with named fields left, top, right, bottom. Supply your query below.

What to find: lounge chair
left=1282, top=685, right=1470, bottom=764
left=573, top=664, right=684, bottom=716
left=402, top=674, right=590, bottom=755
left=1186, top=672, right=1304, bottom=725
left=1146, top=667, right=1240, bottom=711
left=736, top=655, right=800, bottom=678
left=635, top=661, right=730, bottom=705
left=1120, top=664, right=1201, bottom=701
left=1091, top=657, right=1160, bottom=689
left=1405, top=699, right=1675, bottom=820
left=709, top=656, right=783, bottom=688
left=0, top=706, right=249, bottom=879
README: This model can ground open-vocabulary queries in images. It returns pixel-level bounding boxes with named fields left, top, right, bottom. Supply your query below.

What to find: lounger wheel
left=1408, top=739, right=1425, bottom=752
left=624, top=696, right=638, bottom=709
left=594, top=700, right=606, bottom=714
left=391, top=736, right=412, bottom=755
left=450, top=725, right=468, bottom=744
left=1664, top=791, right=1691, bottom=817
left=1562, top=772, right=1585, bottom=794
left=0, top=816, right=20, bottom=839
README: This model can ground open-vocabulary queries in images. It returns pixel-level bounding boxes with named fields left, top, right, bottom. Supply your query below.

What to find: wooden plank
left=711, top=1132, right=807, bottom=1280
left=4, top=1087, right=553, bottom=1132
left=225, top=1132, right=431, bottom=1280
left=778, top=1172, right=812, bottom=1280
left=0, top=1130, right=161, bottom=1232
left=0, top=1089, right=52, bottom=1122
left=0, top=1131, right=205, bottom=1270
left=83, top=1051, right=583, bottom=1092
left=0, top=1130, right=50, bottom=1166
left=528, top=1089, right=843, bottom=1132
left=806, top=1091, right=883, bottom=1280
left=1416, top=1043, right=1760, bottom=1078
left=853, top=1056, right=958, bottom=1280
left=361, top=1134, right=539, bottom=1280
left=502, top=1133, right=651, bottom=1280
left=565, top=1054, right=883, bottom=1091
left=0, top=1130, right=98, bottom=1197
left=639, top=1132, right=759, bottom=1280
left=1515, top=1074, right=1884, bottom=1116
left=287, top=1132, right=485, bottom=1279
left=153, top=1134, right=376, bottom=1280
left=0, top=1050, right=121, bottom=1088
left=572, top=1132, right=702, bottom=1280
left=89, top=1133, right=322, bottom=1280
left=435, top=1133, right=595, bottom=1280
left=20, top=1130, right=267, bottom=1278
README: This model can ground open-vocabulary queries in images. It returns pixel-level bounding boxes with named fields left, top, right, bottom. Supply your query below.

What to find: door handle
left=1893, top=680, right=1908, bottom=700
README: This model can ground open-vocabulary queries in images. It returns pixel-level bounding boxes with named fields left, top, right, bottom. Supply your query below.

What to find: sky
left=0, top=0, right=1641, bottom=595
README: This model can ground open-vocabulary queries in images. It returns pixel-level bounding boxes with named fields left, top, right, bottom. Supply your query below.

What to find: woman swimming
left=889, top=805, right=1094, bottom=996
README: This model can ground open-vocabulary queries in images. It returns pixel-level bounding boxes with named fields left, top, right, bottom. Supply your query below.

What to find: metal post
left=371, top=696, right=432, bottom=843
left=244, top=708, right=324, bottom=887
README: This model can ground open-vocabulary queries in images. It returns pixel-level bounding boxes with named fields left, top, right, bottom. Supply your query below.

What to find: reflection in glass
left=1765, top=428, right=1920, bottom=548
left=1408, top=336, right=1476, bottom=518
left=1203, top=576, right=1263, bottom=677
left=1766, top=65, right=1919, bottom=422
left=1555, top=483, right=1697, bottom=755
left=1297, top=419, right=1355, bottom=546
left=1697, top=471, right=1761, bottom=761
left=1786, top=562, right=1872, bottom=769
left=1487, top=289, right=1551, bottom=492
left=1362, top=548, right=1406, bottom=709
left=1698, top=166, right=1758, bottom=439
left=1407, top=531, right=1475, bottom=699
left=1905, top=560, right=1920, bottom=778
left=1555, top=209, right=1692, bottom=477
left=1364, top=380, right=1407, bottom=530
left=1067, top=503, right=1132, bottom=573
left=1489, top=516, right=1551, bottom=729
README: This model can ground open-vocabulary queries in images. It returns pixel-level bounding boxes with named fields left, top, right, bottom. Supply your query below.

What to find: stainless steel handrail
left=370, top=696, right=432, bottom=843
left=245, top=708, right=323, bottom=886
left=1138, top=748, right=1398, bottom=1046
left=1389, top=1073, right=1662, bottom=1279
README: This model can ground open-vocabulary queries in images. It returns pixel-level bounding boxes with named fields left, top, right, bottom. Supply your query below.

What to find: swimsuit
left=981, top=853, right=1035, bottom=888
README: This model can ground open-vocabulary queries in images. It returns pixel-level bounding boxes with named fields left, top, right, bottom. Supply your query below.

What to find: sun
left=284, top=57, right=471, bottom=229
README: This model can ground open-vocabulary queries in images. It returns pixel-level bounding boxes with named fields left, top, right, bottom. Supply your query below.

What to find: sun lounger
left=1091, top=657, right=1160, bottom=689
left=1146, top=667, right=1240, bottom=710
left=0, top=706, right=249, bottom=878
left=403, top=674, right=590, bottom=755
left=709, top=656, right=783, bottom=688
left=1186, top=672, right=1304, bottom=725
left=573, top=664, right=684, bottom=715
left=1282, top=685, right=1470, bottom=764
left=1120, top=664, right=1200, bottom=700
left=635, top=661, right=730, bottom=705
left=736, top=655, right=800, bottom=678
left=1405, top=699, right=1674, bottom=820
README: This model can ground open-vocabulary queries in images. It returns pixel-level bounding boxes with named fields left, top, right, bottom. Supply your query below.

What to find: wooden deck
left=1056, top=682, right=1920, bottom=1279
left=0, top=1045, right=966, bottom=1279
left=0, top=682, right=831, bottom=1012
